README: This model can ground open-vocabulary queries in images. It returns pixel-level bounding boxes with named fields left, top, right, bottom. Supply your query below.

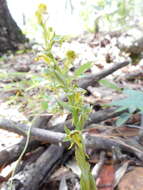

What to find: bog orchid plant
left=35, top=4, right=96, bottom=190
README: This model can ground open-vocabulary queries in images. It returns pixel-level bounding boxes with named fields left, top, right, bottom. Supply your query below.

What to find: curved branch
left=78, top=61, right=130, bottom=89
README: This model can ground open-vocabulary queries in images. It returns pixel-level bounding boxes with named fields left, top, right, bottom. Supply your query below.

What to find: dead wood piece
left=3, top=133, right=142, bottom=190
left=0, top=108, right=126, bottom=146
left=0, top=115, right=52, bottom=135
left=0, top=109, right=128, bottom=187
left=1, top=145, right=64, bottom=190
left=86, top=108, right=125, bottom=126
left=78, top=61, right=130, bottom=89
left=0, top=139, right=40, bottom=168
left=52, top=107, right=126, bottom=132
left=19, top=147, right=45, bottom=168
left=31, top=115, right=52, bottom=129
left=137, top=114, right=143, bottom=146
left=126, top=71, right=143, bottom=81
left=1, top=119, right=143, bottom=189
left=0, top=118, right=66, bottom=143
left=0, top=115, right=52, bottom=168
left=40, top=147, right=74, bottom=188
left=84, top=134, right=143, bottom=161
left=1, top=116, right=143, bottom=161
left=0, top=107, right=122, bottom=135
left=118, top=71, right=143, bottom=81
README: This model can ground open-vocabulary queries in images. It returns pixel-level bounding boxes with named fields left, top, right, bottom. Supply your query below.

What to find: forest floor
left=0, top=31, right=143, bottom=190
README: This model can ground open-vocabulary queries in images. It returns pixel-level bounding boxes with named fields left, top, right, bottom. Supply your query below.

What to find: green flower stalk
left=35, top=4, right=96, bottom=190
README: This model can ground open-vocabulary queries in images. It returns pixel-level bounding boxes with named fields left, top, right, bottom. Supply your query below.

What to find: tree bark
left=0, top=0, right=28, bottom=54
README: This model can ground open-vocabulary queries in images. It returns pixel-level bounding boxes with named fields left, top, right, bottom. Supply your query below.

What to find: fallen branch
left=120, top=71, right=143, bottom=81
left=84, top=133, right=143, bottom=161
left=52, top=107, right=126, bottom=132
left=78, top=61, right=130, bottom=89
left=1, top=145, right=65, bottom=190
left=0, top=117, right=143, bottom=161
left=0, top=118, right=65, bottom=143
left=0, top=107, right=123, bottom=170
left=0, top=115, right=52, bottom=168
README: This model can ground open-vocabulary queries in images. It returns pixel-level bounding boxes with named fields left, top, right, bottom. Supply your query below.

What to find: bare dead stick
left=1, top=145, right=64, bottom=190
left=0, top=115, right=52, bottom=167
left=78, top=61, right=130, bottom=89
left=1, top=117, right=143, bottom=161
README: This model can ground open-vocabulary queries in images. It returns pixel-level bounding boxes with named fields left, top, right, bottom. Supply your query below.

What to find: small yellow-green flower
left=35, top=55, right=51, bottom=64
left=66, top=50, right=77, bottom=61
left=38, top=3, right=47, bottom=13
left=35, top=4, right=47, bottom=25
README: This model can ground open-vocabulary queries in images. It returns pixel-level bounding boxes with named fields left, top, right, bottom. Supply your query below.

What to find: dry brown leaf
left=118, top=167, right=143, bottom=190
left=96, top=164, right=115, bottom=190
left=114, top=161, right=129, bottom=187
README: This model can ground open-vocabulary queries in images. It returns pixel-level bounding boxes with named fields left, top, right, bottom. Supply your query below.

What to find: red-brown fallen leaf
left=87, top=128, right=102, bottom=134
left=96, top=164, right=115, bottom=190
left=118, top=167, right=143, bottom=190
left=111, top=126, right=139, bottom=137
left=0, top=176, right=7, bottom=183
left=127, top=113, right=140, bottom=124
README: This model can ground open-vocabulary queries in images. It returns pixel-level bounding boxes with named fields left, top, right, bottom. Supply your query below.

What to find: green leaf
left=110, top=89, right=143, bottom=113
left=116, top=112, right=131, bottom=126
left=75, top=62, right=92, bottom=76
left=64, top=125, right=71, bottom=135
left=57, top=100, right=72, bottom=112
left=54, top=70, right=66, bottom=86
left=41, top=101, right=48, bottom=110
left=115, top=106, right=128, bottom=113
left=99, top=79, right=121, bottom=91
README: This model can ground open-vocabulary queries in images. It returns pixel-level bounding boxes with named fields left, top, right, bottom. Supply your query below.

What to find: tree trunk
left=0, top=0, right=28, bottom=54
